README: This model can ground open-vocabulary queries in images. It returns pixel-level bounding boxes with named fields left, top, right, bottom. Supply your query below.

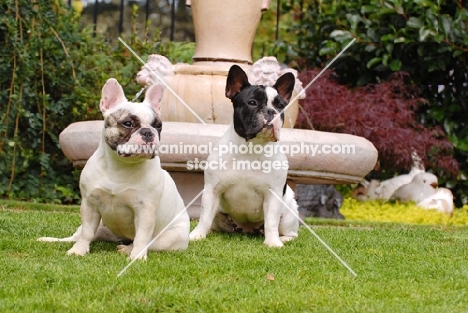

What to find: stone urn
left=188, top=0, right=266, bottom=65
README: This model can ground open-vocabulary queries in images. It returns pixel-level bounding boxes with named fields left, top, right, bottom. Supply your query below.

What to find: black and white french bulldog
left=38, top=79, right=190, bottom=260
left=189, top=65, right=299, bottom=247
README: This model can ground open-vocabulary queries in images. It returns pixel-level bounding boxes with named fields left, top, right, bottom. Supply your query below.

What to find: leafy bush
left=296, top=69, right=458, bottom=174
left=253, top=0, right=299, bottom=62
left=289, top=0, right=468, bottom=204
left=0, top=1, right=193, bottom=203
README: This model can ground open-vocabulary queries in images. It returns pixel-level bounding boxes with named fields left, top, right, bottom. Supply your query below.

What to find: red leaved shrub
left=296, top=70, right=458, bottom=176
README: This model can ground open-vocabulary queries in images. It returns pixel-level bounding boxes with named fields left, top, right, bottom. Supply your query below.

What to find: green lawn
left=1, top=200, right=467, bottom=312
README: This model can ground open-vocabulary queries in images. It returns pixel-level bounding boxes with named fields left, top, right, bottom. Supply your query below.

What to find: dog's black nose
left=140, top=128, right=154, bottom=143
left=264, top=108, right=277, bottom=123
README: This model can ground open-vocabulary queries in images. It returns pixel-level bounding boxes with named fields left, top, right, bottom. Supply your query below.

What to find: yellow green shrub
left=340, top=198, right=468, bottom=226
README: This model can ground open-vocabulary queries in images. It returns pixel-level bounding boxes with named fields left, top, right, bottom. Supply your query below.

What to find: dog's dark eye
left=122, top=121, right=133, bottom=128
left=248, top=100, right=257, bottom=106
left=152, top=119, right=162, bottom=130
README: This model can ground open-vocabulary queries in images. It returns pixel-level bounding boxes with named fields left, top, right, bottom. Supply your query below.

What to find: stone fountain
left=59, top=0, right=378, bottom=217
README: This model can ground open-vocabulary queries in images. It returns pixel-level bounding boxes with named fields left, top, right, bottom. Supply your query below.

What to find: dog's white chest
left=86, top=185, right=153, bottom=239
left=213, top=173, right=268, bottom=223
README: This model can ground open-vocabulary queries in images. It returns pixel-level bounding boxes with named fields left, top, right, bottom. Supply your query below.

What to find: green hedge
left=0, top=1, right=193, bottom=203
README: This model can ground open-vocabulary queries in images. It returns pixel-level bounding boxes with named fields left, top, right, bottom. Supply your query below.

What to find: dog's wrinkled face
left=99, top=79, right=164, bottom=159
left=104, top=105, right=162, bottom=158
left=225, top=65, right=295, bottom=142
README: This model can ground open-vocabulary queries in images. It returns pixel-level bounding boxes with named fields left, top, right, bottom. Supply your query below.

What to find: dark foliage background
left=282, top=0, right=468, bottom=205
left=0, top=0, right=194, bottom=203
left=296, top=70, right=458, bottom=174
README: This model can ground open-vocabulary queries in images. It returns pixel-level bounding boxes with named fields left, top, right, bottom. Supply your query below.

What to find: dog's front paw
left=264, top=238, right=284, bottom=248
left=189, top=230, right=207, bottom=241
left=119, top=244, right=147, bottom=260
left=66, top=243, right=89, bottom=256
left=117, top=244, right=133, bottom=256
left=130, top=249, right=148, bottom=261
left=279, top=235, right=296, bottom=243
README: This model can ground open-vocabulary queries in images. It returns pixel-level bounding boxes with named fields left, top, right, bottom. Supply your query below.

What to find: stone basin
left=60, top=120, right=377, bottom=217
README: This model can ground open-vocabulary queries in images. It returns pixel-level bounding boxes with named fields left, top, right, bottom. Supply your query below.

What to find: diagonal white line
left=118, top=37, right=207, bottom=125
left=117, top=189, right=204, bottom=277
left=269, top=188, right=357, bottom=277
left=270, top=38, right=356, bottom=125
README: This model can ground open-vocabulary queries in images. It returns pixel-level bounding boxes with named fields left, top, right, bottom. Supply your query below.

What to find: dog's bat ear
left=144, top=83, right=164, bottom=115
left=273, top=72, right=295, bottom=104
left=100, top=78, right=127, bottom=114
left=225, top=65, right=250, bottom=99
